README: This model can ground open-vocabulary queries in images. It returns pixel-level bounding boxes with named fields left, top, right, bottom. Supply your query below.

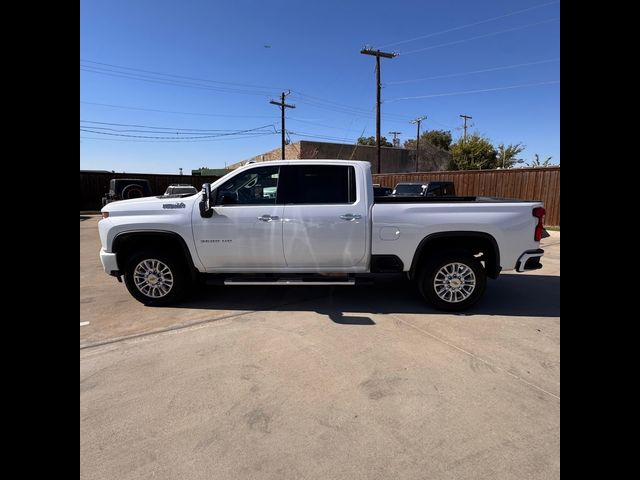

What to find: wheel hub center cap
left=450, top=278, right=462, bottom=288
left=147, top=274, right=159, bottom=285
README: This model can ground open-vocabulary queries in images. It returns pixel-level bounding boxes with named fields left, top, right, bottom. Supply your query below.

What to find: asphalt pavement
left=81, top=215, right=560, bottom=480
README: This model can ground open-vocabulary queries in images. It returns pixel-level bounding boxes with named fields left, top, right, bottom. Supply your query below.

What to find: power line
left=385, top=58, right=560, bottom=85
left=80, top=133, right=276, bottom=143
left=292, top=90, right=376, bottom=115
left=291, top=98, right=407, bottom=123
left=81, top=121, right=251, bottom=132
left=385, top=80, right=559, bottom=102
left=80, top=65, right=276, bottom=95
left=80, top=123, right=277, bottom=140
left=287, top=116, right=365, bottom=132
left=288, top=131, right=359, bottom=143
left=292, top=97, right=374, bottom=117
left=291, top=90, right=408, bottom=121
left=80, top=120, right=275, bottom=133
left=80, top=101, right=277, bottom=119
left=80, top=125, right=276, bottom=138
left=80, top=98, right=388, bottom=140
left=80, top=128, right=273, bottom=140
left=401, top=17, right=559, bottom=55
left=80, top=66, right=278, bottom=96
left=80, top=59, right=284, bottom=91
left=379, top=0, right=559, bottom=48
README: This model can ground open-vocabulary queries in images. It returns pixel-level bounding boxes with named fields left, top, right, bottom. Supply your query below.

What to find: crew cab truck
left=98, top=160, right=545, bottom=311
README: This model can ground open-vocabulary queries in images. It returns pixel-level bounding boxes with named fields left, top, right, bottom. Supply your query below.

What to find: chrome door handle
left=258, top=215, right=279, bottom=222
left=339, top=214, right=362, bottom=221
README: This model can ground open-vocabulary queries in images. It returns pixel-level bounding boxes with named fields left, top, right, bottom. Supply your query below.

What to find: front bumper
left=99, top=249, right=120, bottom=276
left=515, top=248, right=544, bottom=272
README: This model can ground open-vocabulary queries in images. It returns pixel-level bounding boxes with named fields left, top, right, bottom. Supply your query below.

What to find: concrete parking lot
left=81, top=215, right=560, bottom=480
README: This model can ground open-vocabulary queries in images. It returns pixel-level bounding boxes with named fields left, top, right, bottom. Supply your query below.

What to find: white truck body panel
left=371, top=202, right=540, bottom=271
left=99, top=160, right=542, bottom=276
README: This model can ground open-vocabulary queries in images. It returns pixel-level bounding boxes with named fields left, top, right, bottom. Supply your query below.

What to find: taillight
left=532, top=207, right=545, bottom=241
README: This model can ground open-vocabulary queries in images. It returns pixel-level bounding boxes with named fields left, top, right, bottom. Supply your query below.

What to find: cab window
left=215, top=166, right=280, bottom=205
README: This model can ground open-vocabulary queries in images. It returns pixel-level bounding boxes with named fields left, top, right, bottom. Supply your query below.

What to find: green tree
left=403, top=129, right=452, bottom=151
left=449, top=133, right=498, bottom=170
left=496, top=143, right=525, bottom=168
left=357, top=135, right=393, bottom=147
left=527, top=154, right=553, bottom=167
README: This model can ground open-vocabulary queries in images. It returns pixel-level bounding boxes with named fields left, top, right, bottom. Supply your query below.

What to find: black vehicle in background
left=102, top=179, right=153, bottom=206
left=373, top=186, right=393, bottom=197
left=392, top=181, right=456, bottom=197
left=163, top=184, right=199, bottom=196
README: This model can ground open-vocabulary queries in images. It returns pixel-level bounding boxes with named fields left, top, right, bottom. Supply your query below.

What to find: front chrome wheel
left=433, top=262, right=477, bottom=303
left=133, top=259, right=174, bottom=298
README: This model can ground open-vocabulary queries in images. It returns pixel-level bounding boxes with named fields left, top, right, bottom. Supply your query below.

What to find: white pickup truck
left=98, top=160, right=545, bottom=311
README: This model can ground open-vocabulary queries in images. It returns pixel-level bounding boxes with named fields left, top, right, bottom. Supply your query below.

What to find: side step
left=223, top=277, right=355, bottom=286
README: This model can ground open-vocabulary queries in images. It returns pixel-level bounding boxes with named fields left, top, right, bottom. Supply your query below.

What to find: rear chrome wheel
left=433, top=262, right=477, bottom=303
left=418, top=250, right=486, bottom=312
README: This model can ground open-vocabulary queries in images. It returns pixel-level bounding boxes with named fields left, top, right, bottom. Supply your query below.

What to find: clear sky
left=80, top=0, right=560, bottom=174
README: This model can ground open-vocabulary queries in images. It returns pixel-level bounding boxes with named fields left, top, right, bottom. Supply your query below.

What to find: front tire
left=123, top=250, right=190, bottom=306
left=418, top=250, right=486, bottom=312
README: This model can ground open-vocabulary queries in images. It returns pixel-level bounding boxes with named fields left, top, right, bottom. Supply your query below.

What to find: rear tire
left=123, top=250, right=191, bottom=306
left=418, top=249, right=486, bottom=312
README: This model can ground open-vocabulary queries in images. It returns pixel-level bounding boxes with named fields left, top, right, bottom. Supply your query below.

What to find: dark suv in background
left=163, top=184, right=199, bottom=196
left=392, top=181, right=456, bottom=197
left=102, top=179, right=153, bottom=206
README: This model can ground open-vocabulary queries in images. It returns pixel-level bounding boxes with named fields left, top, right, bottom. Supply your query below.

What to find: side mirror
left=203, top=183, right=211, bottom=209
left=199, top=183, right=214, bottom=218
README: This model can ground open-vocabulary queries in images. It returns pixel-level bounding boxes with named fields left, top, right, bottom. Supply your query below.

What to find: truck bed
left=374, top=195, right=538, bottom=203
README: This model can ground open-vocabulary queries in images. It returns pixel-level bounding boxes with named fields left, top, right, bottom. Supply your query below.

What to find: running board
left=223, top=278, right=355, bottom=286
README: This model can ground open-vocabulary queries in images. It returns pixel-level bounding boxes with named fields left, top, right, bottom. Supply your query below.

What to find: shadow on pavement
left=173, top=273, right=559, bottom=322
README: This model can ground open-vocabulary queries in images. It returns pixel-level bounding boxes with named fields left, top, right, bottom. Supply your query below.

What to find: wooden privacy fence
left=373, top=166, right=560, bottom=226
left=80, top=171, right=223, bottom=211
left=81, top=167, right=560, bottom=225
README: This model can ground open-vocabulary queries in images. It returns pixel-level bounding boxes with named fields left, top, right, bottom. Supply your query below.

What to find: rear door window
left=279, top=165, right=356, bottom=204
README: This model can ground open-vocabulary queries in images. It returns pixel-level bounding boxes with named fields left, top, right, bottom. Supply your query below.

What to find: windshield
left=394, top=184, right=425, bottom=195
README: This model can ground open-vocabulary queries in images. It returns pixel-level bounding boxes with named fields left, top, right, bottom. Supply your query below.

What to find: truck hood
left=101, top=194, right=199, bottom=217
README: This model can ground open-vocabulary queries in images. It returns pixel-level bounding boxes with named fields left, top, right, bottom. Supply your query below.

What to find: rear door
left=280, top=165, right=367, bottom=268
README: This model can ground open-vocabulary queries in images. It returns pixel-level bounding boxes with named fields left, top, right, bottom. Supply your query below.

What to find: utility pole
left=460, top=114, right=472, bottom=143
left=270, top=91, right=295, bottom=160
left=410, top=115, right=427, bottom=172
left=360, top=48, right=397, bottom=173
left=388, top=131, right=402, bottom=148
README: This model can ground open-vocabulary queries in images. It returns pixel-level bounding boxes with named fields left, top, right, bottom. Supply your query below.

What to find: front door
left=192, top=165, right=285, bottom=270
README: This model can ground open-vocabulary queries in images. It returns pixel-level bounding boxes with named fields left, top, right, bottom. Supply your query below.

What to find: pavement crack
left=388, top=313, right=560, bottom=401
left=80, top=294, right=330, bottom=351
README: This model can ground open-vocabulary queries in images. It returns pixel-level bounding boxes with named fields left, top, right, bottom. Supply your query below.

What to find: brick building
left=227, top=140, right=451, bottom=173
